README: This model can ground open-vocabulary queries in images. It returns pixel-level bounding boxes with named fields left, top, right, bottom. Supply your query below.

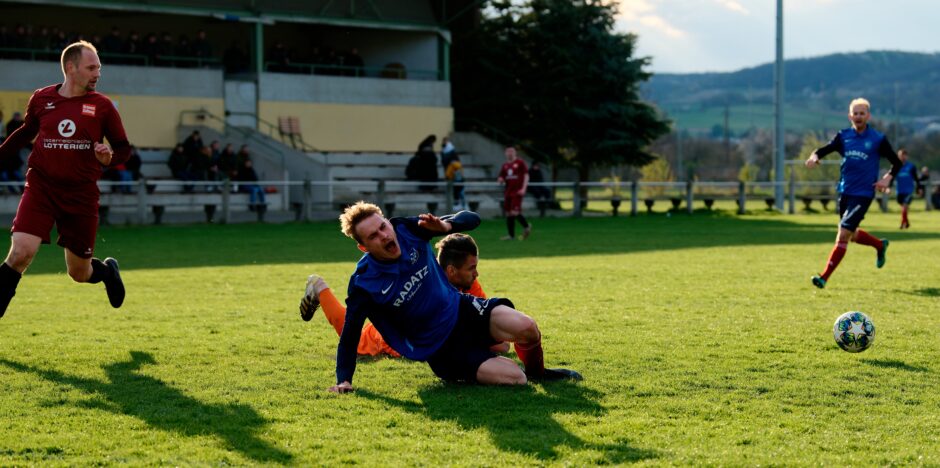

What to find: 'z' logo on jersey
left=82, top=104, right=96, bottom=116
left=57, top=119, right=76, bottom=138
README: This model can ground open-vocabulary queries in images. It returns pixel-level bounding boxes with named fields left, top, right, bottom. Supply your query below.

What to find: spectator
left=440, top=136, right=456, bottom=170
left=192, top=30, right=213, bottom=66
left=125, top=30, right=141, bottom=57
left=101, top=26, right=124, bottom=55
left=236, top=158, right=265, bottom=210
left=0, top=139, right=23, bottom=194
left=183, top=130, right=203, bottom=184
left=218, top=143, right=238, bottom=180
left=932, top=185, right=940, bottom=210
left=406, top=135, right=438, bottom=192
left=157, top=32, right=174, bottom=66
left=268, top=41, right=291, bottom=73
left=345, top=47, right=365, bottom=77
left=174, top=34, right=192, bottom=67
left=236, top=144, right=251, bottom=169
left=6, top=112, right=24, bottom=137
left=167, top=143, right=194, bottom=193
left=444, top=153, right=466, bottom=211
left=205, top=140, right=221, bottom=191
left=142, top=33, right=160, bottom=65
left=126, top=145, right=142, bottom=182
left=527, top=161, right=552, bottom=201
left=103, top=161, right=132, bottom=193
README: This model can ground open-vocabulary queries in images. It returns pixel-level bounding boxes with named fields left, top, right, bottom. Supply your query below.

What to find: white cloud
left=713, top=0, right=749, bottom=15
left=617, top=1, right=688, bottom=39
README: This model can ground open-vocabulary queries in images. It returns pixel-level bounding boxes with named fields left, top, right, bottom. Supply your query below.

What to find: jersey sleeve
left=398, top=211, right=481, bottom=241
left=0, top=93, right=40, bottom=161
left=877, top=139, right=902, bottom=177
left=102, top=99, right=131, bottom=167
left=336, top=289, right=371, bottom=384
left=815, top=133, right=843, bottom=159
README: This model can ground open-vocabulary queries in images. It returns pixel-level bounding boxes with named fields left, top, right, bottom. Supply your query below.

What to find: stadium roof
left=8, top=0, right=456, bottom=33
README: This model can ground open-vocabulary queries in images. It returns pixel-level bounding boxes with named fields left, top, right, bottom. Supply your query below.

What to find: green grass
left=2, top=206, right=940, bottom=465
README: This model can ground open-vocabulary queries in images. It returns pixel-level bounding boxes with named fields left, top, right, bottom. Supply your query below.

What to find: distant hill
left=642, top=51, right=940, bottom=135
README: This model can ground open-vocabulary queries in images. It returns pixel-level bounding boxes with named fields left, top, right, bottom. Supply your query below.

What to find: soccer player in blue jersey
left=328, top=202, right=581, bottom=393
left=805, top=98, right=902, bottom=289
left=893, top=149, right=924, bottom=229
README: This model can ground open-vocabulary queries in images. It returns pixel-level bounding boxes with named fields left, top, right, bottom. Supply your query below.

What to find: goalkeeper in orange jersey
left=299, top=233, right=507, bottom=357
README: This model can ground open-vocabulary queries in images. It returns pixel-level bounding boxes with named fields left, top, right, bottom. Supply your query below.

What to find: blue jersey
left=895, top=161, right=920, bottom=195
left=817, top=127, right=901, bottom=198
left=336, top=212, right=481, bottom=384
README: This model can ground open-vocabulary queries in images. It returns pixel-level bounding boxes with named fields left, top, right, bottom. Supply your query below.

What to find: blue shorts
left=426, top=294, right=512, bottom=382
left=838, top=194, right=873, bottom=232
left=897, top=192, right=914, bottom=206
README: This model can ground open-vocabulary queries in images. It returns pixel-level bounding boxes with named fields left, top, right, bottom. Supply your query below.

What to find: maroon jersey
left=0, top=84, right=130, bottom=188
left=498, top=158, right=528, bottom=195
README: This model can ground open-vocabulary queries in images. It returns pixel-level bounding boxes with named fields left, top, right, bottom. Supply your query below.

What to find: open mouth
left=384, top=240, right=398, bottom=254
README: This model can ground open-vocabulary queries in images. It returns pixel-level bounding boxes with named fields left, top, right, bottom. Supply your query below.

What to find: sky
left=615, top=0, right=940, bottom=74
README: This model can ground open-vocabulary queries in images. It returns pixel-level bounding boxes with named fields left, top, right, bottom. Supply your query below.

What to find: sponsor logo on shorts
left=82, top=104, right=96, bottom=116
left=57, top=119, right=76, bottom=138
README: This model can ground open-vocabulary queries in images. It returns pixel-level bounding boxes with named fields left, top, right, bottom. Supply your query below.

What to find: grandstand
left=0, top=0, right=520, bottom=224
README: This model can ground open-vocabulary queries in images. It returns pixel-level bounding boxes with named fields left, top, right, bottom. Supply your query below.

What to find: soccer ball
left=833, top=311, right=875, bottom=353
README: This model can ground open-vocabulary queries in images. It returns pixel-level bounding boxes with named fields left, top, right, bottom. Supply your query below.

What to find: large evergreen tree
left=452, top=0, right=669, bottom=180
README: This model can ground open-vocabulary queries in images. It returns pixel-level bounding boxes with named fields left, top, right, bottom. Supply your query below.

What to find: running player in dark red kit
left=0, top=41, right=128, bottom=318
left=497, top=146, right=531, bottom=240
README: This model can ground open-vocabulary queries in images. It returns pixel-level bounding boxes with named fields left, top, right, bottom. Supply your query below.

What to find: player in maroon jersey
left=0, top=41, right=128, bottom=318
left=497, top=146, right=531, bottom=240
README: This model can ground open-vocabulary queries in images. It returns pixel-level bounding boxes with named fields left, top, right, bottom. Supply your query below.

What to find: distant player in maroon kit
left=497, top=146, right=531, bottom=240
left=0, top=41, right=127, bottom=318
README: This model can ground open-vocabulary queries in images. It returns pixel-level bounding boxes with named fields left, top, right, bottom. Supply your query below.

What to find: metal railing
left=0, top=178, right=933, bottom=225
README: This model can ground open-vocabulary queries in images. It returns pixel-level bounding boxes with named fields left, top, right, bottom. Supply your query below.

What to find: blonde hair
left=339, top=201, right=384, bottom=244
left=849, top=98, right=870, bottom=112
left=61, top=40, right=97, bottom=75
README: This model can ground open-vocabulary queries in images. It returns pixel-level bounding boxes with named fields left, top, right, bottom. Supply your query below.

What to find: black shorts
left=897, top=192, right=914, bottom=206
left=426, top=295, right=514, bottom=382
left=838, top=194, right=873, bottom=232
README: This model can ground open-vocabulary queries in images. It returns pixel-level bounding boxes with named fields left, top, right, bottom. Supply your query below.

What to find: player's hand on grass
left=417, top=213, right=452, bottom=233
left=329, top=381, right=354, bottom=393
left=94, top=142, right=113, bottom=166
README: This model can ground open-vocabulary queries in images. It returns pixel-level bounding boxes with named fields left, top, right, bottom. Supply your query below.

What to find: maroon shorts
left=504, top=194, right=523, bottom=216
left=12, top=179, right=99, bottom=258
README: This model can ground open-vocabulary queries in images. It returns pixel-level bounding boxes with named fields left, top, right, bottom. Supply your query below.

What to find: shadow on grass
left=21, top=213, right=940, bottom=273
left=0, top=352, right=291, bottom=463
left=900, top=287, right=940, bottom=297
left=861, top=358, right=929, bottom=373
left=358, top=382, right=657, bottom=463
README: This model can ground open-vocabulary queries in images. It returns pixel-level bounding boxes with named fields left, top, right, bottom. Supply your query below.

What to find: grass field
left=1, top=206, right=939, bottom=465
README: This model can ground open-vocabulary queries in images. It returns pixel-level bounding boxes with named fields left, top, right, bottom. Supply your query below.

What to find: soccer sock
left=853, top=229, right=883, bottom=250
left=318, top=288, right=347, bottom=336
left=820, top=242, right=847, bottom=281
left=514, top=336, right=545, bottom=378
left=87, top=258, right=111, bottom=284
left=901, top=206, right=909, bottom=225
left=0, top=262, right=22, bottom=317
left=506, top=216, right=516, bottom=238
left=517, top=214, right=529, bottom=229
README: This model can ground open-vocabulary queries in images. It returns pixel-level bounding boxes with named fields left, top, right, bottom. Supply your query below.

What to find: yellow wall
left=259, top=101, right=454, bottom=153
left=0, top=91, right=223, bottom=148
